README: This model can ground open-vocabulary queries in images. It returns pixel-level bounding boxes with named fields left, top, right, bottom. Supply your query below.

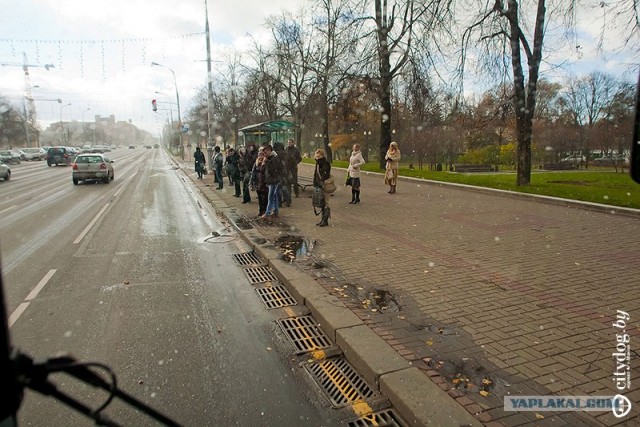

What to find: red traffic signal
left=151, top=99, right=157, bottom=112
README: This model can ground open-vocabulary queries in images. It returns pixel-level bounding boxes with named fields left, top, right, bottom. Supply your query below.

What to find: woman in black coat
left=313, top=149, right=331, bottom=227
left=194, top=147, right=206, bottom=179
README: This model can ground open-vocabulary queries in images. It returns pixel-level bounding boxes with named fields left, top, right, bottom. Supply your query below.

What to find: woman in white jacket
left=347, top=144, right=366, bottom=204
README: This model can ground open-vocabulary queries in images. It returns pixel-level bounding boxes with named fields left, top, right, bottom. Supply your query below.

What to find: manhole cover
left=304, top=357, right=375, bottom=408
left=346, top=409, right=407, bottom=427
left=243, top=266, right=278, bottom=284
left=277, top=316, right=332, bottom=354
left=256, top=285, right=297, bottom=309
left=232, top=251, right=263, bottom=267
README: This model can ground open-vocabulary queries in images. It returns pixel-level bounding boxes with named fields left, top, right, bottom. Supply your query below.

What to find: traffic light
left=151, top=99, right=157, bottom=112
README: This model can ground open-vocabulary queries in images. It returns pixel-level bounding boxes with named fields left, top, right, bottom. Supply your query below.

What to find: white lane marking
left=0, top=205, right=17, bottom=215
left=8, top=302, right=30, bottom=328
left=74, top=202, right=111, bottom=244
left=25, top=269, right=57, bottom=301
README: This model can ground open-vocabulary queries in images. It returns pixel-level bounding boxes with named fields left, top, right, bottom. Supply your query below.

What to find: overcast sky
left=0, top=0, right=637, bottom=138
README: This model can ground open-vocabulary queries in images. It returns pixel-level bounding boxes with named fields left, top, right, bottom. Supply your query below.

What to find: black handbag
left=311, top=187, right=325, bottom=215
left=345, top=175, right=352, bottom=186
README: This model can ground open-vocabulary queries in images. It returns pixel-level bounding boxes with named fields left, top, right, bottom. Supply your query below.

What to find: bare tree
left=307, top=0, right=364, bottom=161
left=267, top=12, right=316, bottom=144
left=366, top=0, right=450, bottom=168
left=461, top=0, right=549, bottom=185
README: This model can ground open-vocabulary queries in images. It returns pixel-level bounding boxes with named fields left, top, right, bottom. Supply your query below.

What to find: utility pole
left=205, top=0, right=216, bottom=168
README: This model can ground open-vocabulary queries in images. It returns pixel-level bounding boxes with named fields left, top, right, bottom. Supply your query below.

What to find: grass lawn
left=303, top=159, right=639, bottom=209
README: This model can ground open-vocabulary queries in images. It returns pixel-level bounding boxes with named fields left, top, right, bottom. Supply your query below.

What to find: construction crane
left=0, top=53, right=54, bottom=147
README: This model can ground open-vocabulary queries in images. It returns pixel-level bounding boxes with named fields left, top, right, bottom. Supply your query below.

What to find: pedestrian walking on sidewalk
left=384, top=141, right=401, bottom=194
left=250, top=147, right=268, bottom=217
left=212, top=146, right=224, bottom=189
left=347, top=143, right=365, bottom=204
left=194, top=146, right=206, bottom=179
left=260, top=144, right=283, bottom=222
left=313, top=149, right=331, bottom=227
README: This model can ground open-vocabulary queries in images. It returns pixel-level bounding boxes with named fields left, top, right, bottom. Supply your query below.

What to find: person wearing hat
left=313, top=148, right=332, bottom=227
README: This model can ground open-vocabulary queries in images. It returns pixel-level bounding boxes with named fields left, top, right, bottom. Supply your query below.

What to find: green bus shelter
left=238, top=120, right=296, bottom=146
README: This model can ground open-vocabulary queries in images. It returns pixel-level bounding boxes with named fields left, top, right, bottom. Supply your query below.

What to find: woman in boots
left=347, top=143, right=365, bottom=204
left=313, top=149, right=331, bottom=227
left=384, top=141, right=401, bottom=194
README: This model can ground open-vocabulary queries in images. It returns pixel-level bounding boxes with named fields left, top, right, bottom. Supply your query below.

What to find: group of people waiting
left=193, top=139, right=402, bottom=228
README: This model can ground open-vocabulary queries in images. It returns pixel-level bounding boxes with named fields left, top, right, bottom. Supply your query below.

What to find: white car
left=71, top=154, right=114, bottom=185
left=20, top=147, right=47, bottom=161
left=0, top=160, right=10, bottom=181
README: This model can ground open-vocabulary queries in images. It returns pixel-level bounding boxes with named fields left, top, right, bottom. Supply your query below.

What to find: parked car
left=153, top=143, right=159, bottom=149
left=71, top=154, right=114, bottom=184
left=20, top=147, right=47, bottom=161
left=594, top=155, right=627, bottom=165
left=0, top=150, right=22, bottom=164
left=559, top=155, right=585, bottom=166
left=129, top=145, right=136, bottom=149
left=0, top=160, right=10, bottom=181
left=46, top=146, right=74, bottom=166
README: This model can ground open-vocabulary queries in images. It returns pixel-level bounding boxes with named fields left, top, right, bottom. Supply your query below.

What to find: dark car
left=46, top=146, right=74, bottom=166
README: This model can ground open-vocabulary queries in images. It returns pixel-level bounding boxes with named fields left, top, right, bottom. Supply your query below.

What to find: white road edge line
left=0, top=205, right=17, bottom=215
left=74, top=202, right=111, bottom=244
left=25, top=269, right=57, bottom=301
left=8, top=302, right=30, bottom=328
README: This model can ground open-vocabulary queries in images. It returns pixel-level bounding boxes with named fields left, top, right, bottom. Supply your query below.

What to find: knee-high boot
left=354, top=190, right=360, bottom=204
left=349, top=189, right=356, bottom=204
left=316, top=207, right=325, bottom=226
left=318, top=207, right=330, bottom=227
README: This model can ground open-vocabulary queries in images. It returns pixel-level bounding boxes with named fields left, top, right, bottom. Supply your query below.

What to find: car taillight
left=72, top=163, right=78, bottom=170
left=99, top=163, right=107, bottom=170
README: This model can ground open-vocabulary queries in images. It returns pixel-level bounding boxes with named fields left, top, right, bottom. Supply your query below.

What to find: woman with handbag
left=384, top=141, right=401, bottom=194
left=313, top=149, right=332, bottom=227
left=347, top=144, right=365, bottom=204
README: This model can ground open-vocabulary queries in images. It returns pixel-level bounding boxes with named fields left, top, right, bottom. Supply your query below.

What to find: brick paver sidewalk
left=184, top=157, right=640, bottom=426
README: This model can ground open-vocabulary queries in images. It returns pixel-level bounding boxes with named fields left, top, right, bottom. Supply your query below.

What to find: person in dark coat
left=313, top=148, right=331, bottom=227
left=240, top=144, right=257, bottom=204
left=261, top=144, right=283, bottom=222
left=212, top=146, right=224, bottom=189
left=273, top=141, right=291, bottom=207
left=285, top=138, right=302, bottom=198
left=194, top=146, right=206, bottom=179
left=225, top=147, right=242, bottom=197
left=250, top=147, right=268, bottom=217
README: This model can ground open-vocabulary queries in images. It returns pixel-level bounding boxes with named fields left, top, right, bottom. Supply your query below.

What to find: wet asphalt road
left=0, top=148, right=343, bottom=426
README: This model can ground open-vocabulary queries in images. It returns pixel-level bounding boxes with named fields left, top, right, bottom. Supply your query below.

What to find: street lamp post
left=81, top=108, right=91, bottom=145
left=59, top=102, right=72, bottom=144
left=151, top=62, right=183, bottom=159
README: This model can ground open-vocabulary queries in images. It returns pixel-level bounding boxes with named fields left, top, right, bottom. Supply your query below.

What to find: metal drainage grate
left=243, top=266, right=278, bottom=284
left=232, top=251, right=263, bottom=267
left=277, top=316, right=332, bottom=354
left=256, top=285, right=297, bottom=309
left=304, top=357, right=375, bottom=408
left=346, top=409, right=407, bottom=427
